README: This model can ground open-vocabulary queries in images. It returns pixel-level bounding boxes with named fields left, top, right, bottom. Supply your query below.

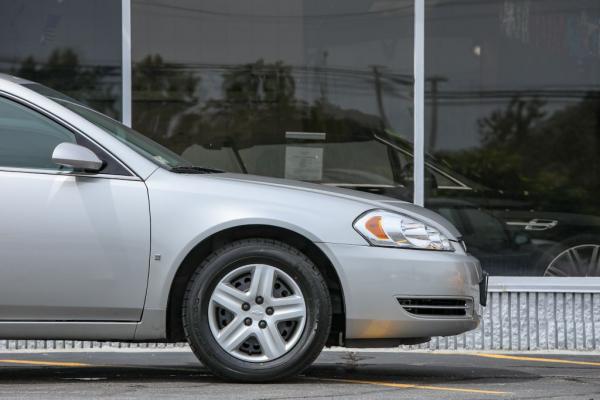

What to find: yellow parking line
left=0, top=359, right=90, bottom=367
left=320, top=378, right=509, bottom=395
left=473, top=353, right=600, bottom=367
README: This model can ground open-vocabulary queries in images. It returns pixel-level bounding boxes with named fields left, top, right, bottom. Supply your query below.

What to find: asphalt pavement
left=0, top=349, right=598, bottom=399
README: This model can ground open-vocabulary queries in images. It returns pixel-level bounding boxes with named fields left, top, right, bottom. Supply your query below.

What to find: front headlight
left=353, top=210, right=454, bottom=251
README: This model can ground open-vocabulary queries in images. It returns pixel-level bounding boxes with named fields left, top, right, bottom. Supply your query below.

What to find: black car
left=317, top=132, right=600, bottom=277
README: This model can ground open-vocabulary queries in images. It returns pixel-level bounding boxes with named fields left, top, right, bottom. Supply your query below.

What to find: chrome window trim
left=437, top=185, right=472, bottom=191
left=0, top=166, right=141, bottom=181
left=0, top=90, right=140, bottom=180
left=323, top=183, right=401, bottom=188
left=427, top=165, right=472, bottom=191
left=373, top=134, right=472, bottom=191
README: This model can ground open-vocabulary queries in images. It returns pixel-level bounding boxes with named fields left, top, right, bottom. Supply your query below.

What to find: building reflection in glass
left=0, top=0, right=122, bottom=118
left=132, top=0, right=415, bottom=194
left=424, top=0, right=600, bottom=276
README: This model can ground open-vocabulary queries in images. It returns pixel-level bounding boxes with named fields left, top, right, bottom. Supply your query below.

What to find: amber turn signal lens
left=365, top=216, right=389, bottom=240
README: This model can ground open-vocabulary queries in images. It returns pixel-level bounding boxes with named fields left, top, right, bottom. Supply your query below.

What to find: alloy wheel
left=544, top=244, right=600, bottom=277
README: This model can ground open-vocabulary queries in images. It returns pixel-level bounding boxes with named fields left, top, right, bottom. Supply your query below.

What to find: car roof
left=0, top=73, right=36, bottom=85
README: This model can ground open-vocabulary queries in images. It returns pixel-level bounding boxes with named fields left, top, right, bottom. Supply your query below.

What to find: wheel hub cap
left=208, top=264, right=307, bottom=362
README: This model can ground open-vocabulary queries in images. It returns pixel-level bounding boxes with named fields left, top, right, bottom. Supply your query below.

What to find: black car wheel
left=182, top=239, right=331, bottom=382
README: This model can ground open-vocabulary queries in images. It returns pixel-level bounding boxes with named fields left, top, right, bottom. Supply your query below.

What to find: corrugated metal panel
left=0, top=292, right=598, bottom=351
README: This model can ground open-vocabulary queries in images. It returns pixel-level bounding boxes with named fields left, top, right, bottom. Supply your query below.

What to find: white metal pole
left=121, top=0, right=132, bottom=127
left=413, top=0, right=425, bottom=206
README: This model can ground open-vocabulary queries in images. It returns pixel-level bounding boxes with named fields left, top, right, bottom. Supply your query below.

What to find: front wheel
left=182, top=239, right=331, bottom=382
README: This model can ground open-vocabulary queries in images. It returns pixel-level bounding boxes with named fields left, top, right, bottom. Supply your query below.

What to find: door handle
left=505, top=219, right=558, bottom=231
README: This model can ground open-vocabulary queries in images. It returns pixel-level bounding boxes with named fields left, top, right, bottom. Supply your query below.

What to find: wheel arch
left=165, top=224, right=346, bottom=345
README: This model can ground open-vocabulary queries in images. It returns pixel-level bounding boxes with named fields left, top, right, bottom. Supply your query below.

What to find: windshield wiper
left=170, top=165, right=224, bottom=174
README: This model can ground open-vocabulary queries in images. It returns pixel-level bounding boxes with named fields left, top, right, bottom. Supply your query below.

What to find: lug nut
left=242, top=302, right=250, bottom=311
left=266, top=307, right=274, bottom=315
left=258, top=320, right=267, bottom=329
left=244, top=318, right=252, bottom=326
left=255, top=296, right=264, bottom=305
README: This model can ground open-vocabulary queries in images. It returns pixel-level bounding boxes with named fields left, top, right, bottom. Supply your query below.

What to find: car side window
left=0, top=96, right=76, bottom=170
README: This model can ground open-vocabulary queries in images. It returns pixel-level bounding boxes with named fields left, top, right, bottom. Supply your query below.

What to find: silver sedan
left=0, top=74, right=485, bottom=381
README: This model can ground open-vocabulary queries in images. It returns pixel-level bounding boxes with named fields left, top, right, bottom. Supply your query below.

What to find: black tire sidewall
left=183, top=239, right=331, bottom=381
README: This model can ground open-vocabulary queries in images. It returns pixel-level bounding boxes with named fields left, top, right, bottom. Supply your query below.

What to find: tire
left=182, top=238, right=332, bottom=382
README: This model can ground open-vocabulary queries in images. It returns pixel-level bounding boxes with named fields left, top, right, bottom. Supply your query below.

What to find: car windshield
left=22, top=83, right=204, bottom=171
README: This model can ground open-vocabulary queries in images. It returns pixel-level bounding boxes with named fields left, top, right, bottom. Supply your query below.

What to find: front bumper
left=318, top=243, right=483, bottom=340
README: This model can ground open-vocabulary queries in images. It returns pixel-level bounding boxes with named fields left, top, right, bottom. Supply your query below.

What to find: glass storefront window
left=0, top=0, right=122, bottom=119
left=424, top=0, right=600, bottom=277
left=132, top=0, right=414, bottom=198
left=4, top=0, right=597, bottom=279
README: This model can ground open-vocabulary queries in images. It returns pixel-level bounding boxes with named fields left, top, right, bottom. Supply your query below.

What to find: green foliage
left=132, top=57, right=381, bottom=153
left=438, top=94, right=600, bottom=213
left=13, top=48, right=119, bottom=118
left=132, top=54, right=197, bottom=102
left=131, top=54, right=200, bottom=153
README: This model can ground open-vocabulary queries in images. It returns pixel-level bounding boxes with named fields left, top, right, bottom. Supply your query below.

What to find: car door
left=0, top=95, right=150, bottom=321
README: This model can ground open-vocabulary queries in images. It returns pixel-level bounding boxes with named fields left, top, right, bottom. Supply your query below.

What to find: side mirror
left=52, top=142, right=104, bottom=172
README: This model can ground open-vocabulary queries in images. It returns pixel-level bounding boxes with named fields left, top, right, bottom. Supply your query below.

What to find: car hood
left=210, top=172, right=462, bottom=239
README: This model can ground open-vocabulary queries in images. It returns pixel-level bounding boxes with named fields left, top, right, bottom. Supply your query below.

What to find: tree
left=437, top=94, right=600, bottom=213
left=132, top=54, right=200, bottom=151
